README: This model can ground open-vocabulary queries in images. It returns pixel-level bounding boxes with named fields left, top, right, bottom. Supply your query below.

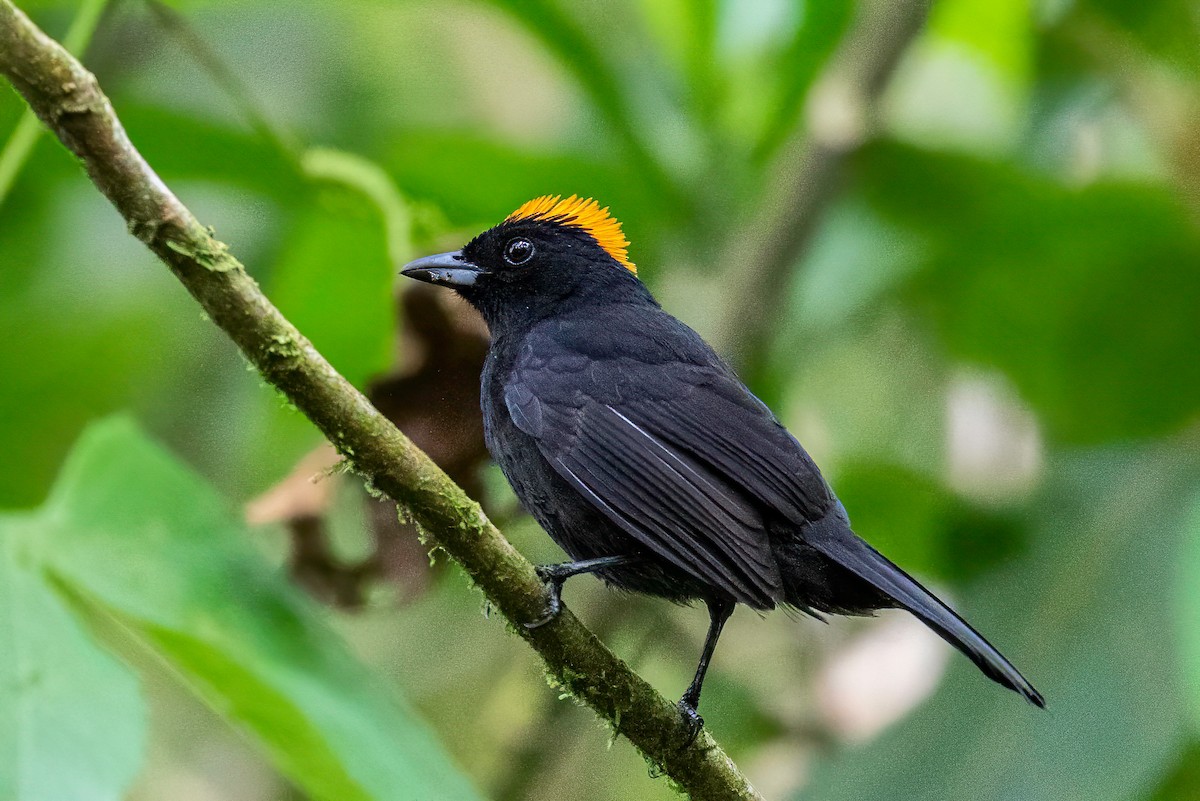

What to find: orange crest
left=505, top=195, right=635, bottom=274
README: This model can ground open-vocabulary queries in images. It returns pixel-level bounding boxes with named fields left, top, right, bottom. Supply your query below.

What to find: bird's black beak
left=400, top=251, right=484, bottom=287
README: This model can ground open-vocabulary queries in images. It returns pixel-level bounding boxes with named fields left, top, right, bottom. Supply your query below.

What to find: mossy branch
left=0, top=3, right=763, bottom=799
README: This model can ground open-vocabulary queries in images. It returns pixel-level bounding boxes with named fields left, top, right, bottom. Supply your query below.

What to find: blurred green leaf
left=836, top=462, right=1024, bottom=582
left=754, top=0, right=854, bottom=160
left=788, top=196, right=925, bottom=333
left=0, top=0, right=109, bottom=208
left=797, top=448, right=1194, bottom=801
left=1081, top=0, right=1200, bottom=77
left=784, top=313, right=946, bottom=474
left=932, top=0, right=1032, bottom=85
left=303, top=147, right=413, bottom=266
left=0, top=265, right=200, bottom=508
left=857, top=141, right=1200, bottom=443
left=385, top=129, right=631, bottom=220
left=477, top=0, right=683, bottom=209
left=31, top=418, right=482, bottom=801
left=269, top=184, right=396, bottom=389
left=0, top=516, right=145, bottom=801
left=1144, top=740, right=1200, bottom=801
left=697, top=671, right=785, bottom=753
left=1177, top=490, right=1200, bottom=728
left=888, top=0, right=1033, bottom=150
left=636, top=0, right=718, bottom=121
left=477, top=0, right=630, bottom=133
left=121, top=104, right=304, bottom=202
left=385, top=129, right=661, bottom=260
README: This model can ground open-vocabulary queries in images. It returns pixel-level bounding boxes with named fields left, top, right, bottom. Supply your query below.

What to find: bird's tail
left=805, top=514, right=1045, bottom=708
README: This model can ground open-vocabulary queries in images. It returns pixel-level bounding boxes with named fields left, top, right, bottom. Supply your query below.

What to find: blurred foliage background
left=1, top=0, right=1199, bottom=799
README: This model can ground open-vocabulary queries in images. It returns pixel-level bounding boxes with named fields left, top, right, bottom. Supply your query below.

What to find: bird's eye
left=503, top=237, right=535, bottom=266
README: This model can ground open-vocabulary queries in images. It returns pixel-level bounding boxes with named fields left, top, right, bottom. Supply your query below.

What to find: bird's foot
left=676, top=698, right=704, bottom=746
left=524, top=565, right=566, bottom=629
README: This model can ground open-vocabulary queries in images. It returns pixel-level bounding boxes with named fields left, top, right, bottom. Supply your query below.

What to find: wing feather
left=503, top=344, right=833, bottom=609
left=648, top=397, right=829, bottom=521
left=556, top=403, right=781, bottom=606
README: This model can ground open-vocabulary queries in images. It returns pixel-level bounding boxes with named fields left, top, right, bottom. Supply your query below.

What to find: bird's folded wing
left=505, top=370, right=788, bottom=608
left=631, top=390, right=832, bottom=525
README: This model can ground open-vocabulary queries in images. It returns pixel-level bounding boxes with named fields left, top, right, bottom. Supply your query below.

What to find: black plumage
left=402, top=196, right=1044, bottom=731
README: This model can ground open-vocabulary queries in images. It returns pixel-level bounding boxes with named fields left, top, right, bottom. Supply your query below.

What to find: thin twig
left=718, top=0, right=932, bottom=397
left=0, top=3, right=762, bottom=798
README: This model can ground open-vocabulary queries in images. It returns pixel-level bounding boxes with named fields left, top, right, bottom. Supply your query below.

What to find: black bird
left=402, top=195, right=1044, bottom=731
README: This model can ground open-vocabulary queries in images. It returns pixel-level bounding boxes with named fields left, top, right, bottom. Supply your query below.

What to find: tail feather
left=805, top=514, right=1045, bottom=708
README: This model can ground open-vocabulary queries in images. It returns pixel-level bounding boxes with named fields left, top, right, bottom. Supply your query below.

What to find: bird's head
left=401, top=195, right=649, bottom=330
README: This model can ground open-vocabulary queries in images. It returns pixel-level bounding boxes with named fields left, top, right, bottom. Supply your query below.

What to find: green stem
left=301, top=147, right=413, bottom=268
left=0, top=0, right=108, bottom=207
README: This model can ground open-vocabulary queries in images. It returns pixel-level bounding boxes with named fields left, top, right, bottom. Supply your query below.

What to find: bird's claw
left=524, top=567, right=565, bottom=629
left=677, top=699, right=704, bottom=746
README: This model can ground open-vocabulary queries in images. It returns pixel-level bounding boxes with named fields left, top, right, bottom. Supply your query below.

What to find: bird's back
left=482, top=301, right=852, bottom=605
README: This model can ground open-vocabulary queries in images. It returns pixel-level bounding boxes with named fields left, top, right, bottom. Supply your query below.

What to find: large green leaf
left=30, top=418, right=481, bottom=801
left=0, top=517, right=145, bottom=801
left=797, top=448, right=1193, bottom=801
left=857, top=141, right=1200, bottom=443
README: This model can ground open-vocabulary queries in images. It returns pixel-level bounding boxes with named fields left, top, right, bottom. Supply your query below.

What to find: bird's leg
left=524, top=554, right=642, bottom=629
left=677, top=596, right=735, bottom=744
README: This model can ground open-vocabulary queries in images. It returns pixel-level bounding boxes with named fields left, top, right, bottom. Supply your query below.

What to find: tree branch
left=718, top=0, right=932, bottom=395
left=0, top=3, right=762, bottom=799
